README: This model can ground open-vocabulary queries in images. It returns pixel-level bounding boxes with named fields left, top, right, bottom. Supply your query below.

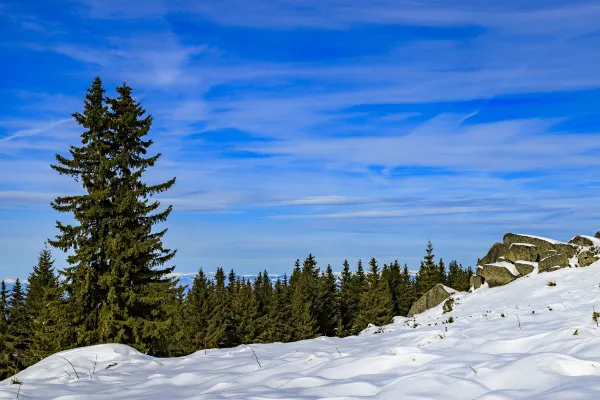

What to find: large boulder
left=578, top=250, right=599, bottom=267
left=470, top=275, right=484, bottom=290
left=480, top=242, right=509, bottom=265
left=514, top=261, right=536, bottom=276
left=503, top=233, right=557, bottom=253
left=553, top=243, right=578, bottom=259
left=539, top=253, right=570, bottom=272
left=569, top=235, right=597, bottom=247
left=476, top=262, right=519, bottom=287
left=506, top=243, right=539, bottom=263
left=408, top=284, right=455, bottom=317
left=595, top=231, right=600, bottom=239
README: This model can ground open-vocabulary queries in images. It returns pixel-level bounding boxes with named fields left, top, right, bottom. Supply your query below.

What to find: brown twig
left=57, top=356, right=79, bottom=379
left=248, top=345, right=261, bottom=368
left=517, top=315, right=521, bottom=330
left=91, top=355, right=97, bottom=379
left=336, top=347, right=341, bottom=356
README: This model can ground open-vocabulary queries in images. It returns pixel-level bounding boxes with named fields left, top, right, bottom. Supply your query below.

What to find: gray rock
left=480, top=242, right=509, bottom=265
left=503, top=233, right=555, bottom=253
left=553, top=243, right=578, bottom=259
left=514, top=261, right=535, bottom=276
left=443, top=298, right=454, bottom=314
left=539, top=253, right=570, bottom=272
left=470, top=275, right=484, bottom=290
left=507, top=243, right=539, bottom=263
left=408, top=284, right=455, bottom=317
left=578, top=250, right=599, bottom=267
left=476, top=263, right=519, bottom=287
left=568, top=235, right=597, bottom=248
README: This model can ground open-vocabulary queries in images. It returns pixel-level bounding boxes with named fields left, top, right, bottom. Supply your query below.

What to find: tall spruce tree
left=397, top=264, right=414, bottom=316
left=233, top=278, right=258, bottom=344
left=206, top=268, right=236, bottom=348
left=345, top=259, right=366, bottom=334
left=99, top=83, right=177, bottom=354
left=355, top=258, right=392, bottom=332
left=165, top=282, right=187, bottom=357
left=0, top=281, right=9, bottom=379
left=24, top=248, right=62, bottom=366
left=447, top=260, right=460, bottom=289
left=254, top=270, right=273, bottom=340
left=438, top=258, right=446, bottom=286
left=416, top=241, right=440, bottom=295
left=49, top=79, right=177, bottom=355
left=49, top=77, right=112, bottom=347
left=263, top=277, right=292, bottom=343
left=183, top=268, right=211, bottom=353
left=388, top=260, right=402, bottom=317
left=5, top=280, right=28, bottom=375
left=337, top=260, right=353, bottom=337
left=25, top=247, right=57, bottom=323
left=290, top=255, right=319, bottom=340
left=316, top=265, right=338, bottom=337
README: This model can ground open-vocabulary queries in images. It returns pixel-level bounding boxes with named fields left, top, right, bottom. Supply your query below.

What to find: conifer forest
left=0, top=78, right=474, bottom=380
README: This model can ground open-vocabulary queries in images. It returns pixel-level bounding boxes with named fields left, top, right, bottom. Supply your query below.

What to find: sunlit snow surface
left=4, top=262, right=600, bottom=399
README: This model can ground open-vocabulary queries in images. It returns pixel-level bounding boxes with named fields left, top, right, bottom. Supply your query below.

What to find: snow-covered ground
left=5, top=262, right=600, bottom=399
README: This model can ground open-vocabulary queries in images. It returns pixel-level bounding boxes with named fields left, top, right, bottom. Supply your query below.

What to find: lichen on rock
left=480, top=242, right=509, bottom=265
left=470, top=275, right=484, bottom=290
left=476, top=263, right=519, bottom=287
left=539, top=253, right=570, bottom=272
left=507, top=243, right=539, bottom=263
left=408, top=284, right=456, bottom=317
left=514, top=261, right=536, bottom=276
left=578, top=250, right=599, bottom=267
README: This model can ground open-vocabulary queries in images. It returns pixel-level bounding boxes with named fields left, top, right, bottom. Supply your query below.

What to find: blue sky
left=2, top=0, right=600, bottom=281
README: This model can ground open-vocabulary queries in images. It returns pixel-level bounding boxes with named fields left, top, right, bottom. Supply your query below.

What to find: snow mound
left=5, top=262, right=600, bottom=399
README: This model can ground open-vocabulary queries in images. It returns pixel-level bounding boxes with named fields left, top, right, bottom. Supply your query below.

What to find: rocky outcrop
left=514, top=261, right=536, bottom=276
left=578, top=250, right=599, bottom=267
left=472, top=231, right=600, bottom=290
left=480, top=242, right=508, bottom=265
left=539, top=253, right=570, bottom=272
left=476, top=262, right=519, bottom=287
left=442, top=298, right=454, bottom=313
left=408, top=284, right=456, bottom=317
left=503, top=233, right=557, bottom=253
left=470, top=275, right=484, bottom=289
left=506, top=243, right=539, bottom=263
left=569, top=235, right=598, bottom=247
left=554, top=243, right=579, bottom=259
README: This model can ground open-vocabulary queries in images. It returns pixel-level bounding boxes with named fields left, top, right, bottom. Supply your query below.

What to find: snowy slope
left=5, top=263, right=600, bottom=399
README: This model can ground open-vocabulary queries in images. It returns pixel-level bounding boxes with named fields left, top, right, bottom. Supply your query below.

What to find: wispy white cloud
left=236, top=115, right=600, bottom=172
left=41, top=33, right=209, bottom=88
left=0, top=118, right=72, bottom=142
left=3, top=0, right=600, bottom=279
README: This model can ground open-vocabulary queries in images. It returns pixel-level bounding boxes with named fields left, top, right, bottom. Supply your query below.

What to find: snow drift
left=4, top=261, right=600, bottom=399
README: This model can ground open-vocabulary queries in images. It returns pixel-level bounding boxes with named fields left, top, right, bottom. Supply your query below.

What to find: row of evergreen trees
left=0, top=77, right=473, bottom=380
left=0, top=243, right=472, bottom=379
